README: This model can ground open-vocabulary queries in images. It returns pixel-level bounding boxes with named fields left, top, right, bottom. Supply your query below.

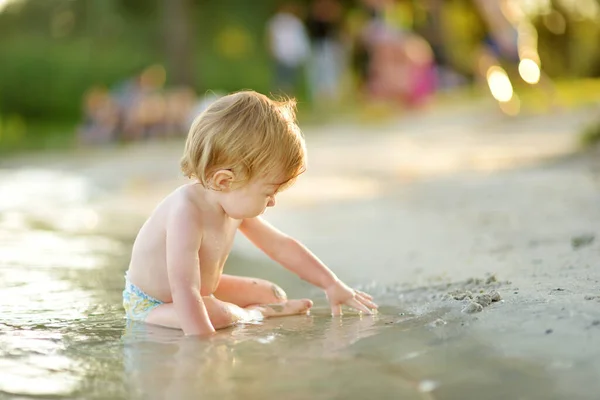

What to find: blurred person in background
left=346, top=4, right=374, bottom=96
left=113, top=64, right=168, bottom=141
left=267, top=2, right=310, bottom=97
left=78, top=85, right=120, bottom=145
left=358, top=0, right=436, bottom=107
left=163, top=87, right=197, bottom=139
left=306, top=0, right=345, bottom=106
left=415, top=0, right=468, bottom=92
left=79, top=65, right=200, bottom=145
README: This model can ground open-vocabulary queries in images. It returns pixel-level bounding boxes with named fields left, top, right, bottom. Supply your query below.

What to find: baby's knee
left=247, top=278, right=287, bottom=304
left=211, top=310, right=236, bottom=330
left=203, top=296, right=244, bottom=329
left=269, top=283, right=287, bottom=302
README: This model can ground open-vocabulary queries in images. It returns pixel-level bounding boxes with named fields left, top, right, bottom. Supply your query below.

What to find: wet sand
left=1, top=100, right=599, bottom=398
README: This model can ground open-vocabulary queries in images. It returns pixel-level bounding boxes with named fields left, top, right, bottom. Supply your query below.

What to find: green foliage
left=0, top=115, right=76, bottom=155
left=193, top=0, right=277, bottom=93
left=0, top=0, right=283, bottom=124
left=0, top=36, right=152, bottom=121
left=580, top=117, right=600, bottom=148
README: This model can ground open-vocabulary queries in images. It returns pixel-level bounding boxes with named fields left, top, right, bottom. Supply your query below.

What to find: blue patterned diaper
left=122, top=274, right=164, bottom=321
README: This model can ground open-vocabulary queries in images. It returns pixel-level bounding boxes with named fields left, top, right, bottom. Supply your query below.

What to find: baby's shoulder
left=161, top=185, right=197, bottom=211
left=161, top=184, right=208, bottom=220
left=160, top=186, right=208, bottom=236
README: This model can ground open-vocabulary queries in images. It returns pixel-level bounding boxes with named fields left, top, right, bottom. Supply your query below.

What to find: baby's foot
left=249, top=299, right=313, bottom=318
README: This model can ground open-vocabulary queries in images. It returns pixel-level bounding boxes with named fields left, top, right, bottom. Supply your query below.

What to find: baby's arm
left=166, top=201, right=215, bottom=336
left=239, top=217, right=377, bottom=315
left=239, top=217, right=337, bottom=288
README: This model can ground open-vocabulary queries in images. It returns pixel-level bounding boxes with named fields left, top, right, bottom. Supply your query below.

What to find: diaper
left=122, top=274, right=164, bottom=321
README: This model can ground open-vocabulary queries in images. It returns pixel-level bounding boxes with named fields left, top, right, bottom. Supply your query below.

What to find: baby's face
left=219, top=176, right=281, bottom=220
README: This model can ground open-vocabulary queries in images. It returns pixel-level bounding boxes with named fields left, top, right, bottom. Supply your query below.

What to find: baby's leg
left=144, top=296, right=312, bottom=331
left=213, top=274, right=289, bottom=307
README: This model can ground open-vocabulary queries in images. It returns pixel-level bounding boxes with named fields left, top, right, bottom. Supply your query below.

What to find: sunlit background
left=0, top=0, right=599, bottom=154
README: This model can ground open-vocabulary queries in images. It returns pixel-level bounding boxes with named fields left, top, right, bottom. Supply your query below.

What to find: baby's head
left=181, top=90, right=306, bottom=218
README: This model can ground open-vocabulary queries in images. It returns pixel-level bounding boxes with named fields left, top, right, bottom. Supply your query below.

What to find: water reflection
left=120, top=312, right=416, bottom=400
left=0, top=167, right=127, bottom=398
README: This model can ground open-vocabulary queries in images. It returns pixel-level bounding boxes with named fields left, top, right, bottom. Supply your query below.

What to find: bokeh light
left=486, top=66, right=514, bottom=102
left=498, top=93, right=521, bottom=116
left=518, top=58, right=541, bottom=84
left=0, top=0, right=15, bottom=13
left=543, top=10, right=567, bottom=35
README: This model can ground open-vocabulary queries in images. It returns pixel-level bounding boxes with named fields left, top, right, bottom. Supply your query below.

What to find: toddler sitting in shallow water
left=123, top=90, right=377, bottom=336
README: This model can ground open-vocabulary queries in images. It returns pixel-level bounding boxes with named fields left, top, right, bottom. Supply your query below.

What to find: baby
left=123, top=91, right=378, bottom=336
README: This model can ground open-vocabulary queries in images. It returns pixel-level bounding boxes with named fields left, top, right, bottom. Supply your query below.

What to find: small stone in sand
left=591, top=320, right=600, bottom=327
left=571, top=234, right=595, bottom=249
left=475, top=294, right=493, bottom=307
left=466, top=277, right=483, bottom=285
left=430, top=318, right=447, bottom=327
left=489, top=290, right=502, bottom=302
left=485, top=275, right=497, bottom=284
left=449, top=290, right=473, bottom=300
left=545, top=329, right=553, bottom=334
left=584, top=295, right=598, bottom=300
left=462, top=302, right=484, bottom=314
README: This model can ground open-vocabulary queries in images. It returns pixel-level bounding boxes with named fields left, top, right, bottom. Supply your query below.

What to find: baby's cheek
left=247, top=201, right=265, bottom=217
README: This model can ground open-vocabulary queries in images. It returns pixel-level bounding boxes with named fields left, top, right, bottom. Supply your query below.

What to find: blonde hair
left=181, top=91, right=306, bottom=190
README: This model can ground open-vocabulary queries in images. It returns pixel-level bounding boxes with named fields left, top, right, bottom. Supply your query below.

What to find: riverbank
left=1, top=99, right=599, bottom=398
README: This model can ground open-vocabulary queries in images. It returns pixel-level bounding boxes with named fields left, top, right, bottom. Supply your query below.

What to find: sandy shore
left=2, top=99, right=599, bottom=398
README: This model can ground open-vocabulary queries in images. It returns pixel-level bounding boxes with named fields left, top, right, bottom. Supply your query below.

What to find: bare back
left=126, top=184, right=241, bottom=302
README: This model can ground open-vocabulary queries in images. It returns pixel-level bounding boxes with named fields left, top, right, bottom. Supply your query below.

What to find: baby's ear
left=211, top=169, right=235, bottom=191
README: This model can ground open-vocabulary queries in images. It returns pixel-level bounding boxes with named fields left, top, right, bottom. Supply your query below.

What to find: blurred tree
left=162, top=0, right=194, bottom=86
left=414, top=0, right=449, bottom=68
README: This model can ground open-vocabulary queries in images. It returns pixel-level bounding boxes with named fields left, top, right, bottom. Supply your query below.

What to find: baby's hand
left=325, top=280, right=378, bottom=316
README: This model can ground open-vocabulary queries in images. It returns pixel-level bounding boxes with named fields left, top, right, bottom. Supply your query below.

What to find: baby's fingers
left=357, top=295, right=378, bottom=310
left=356, top=290, right=374, bottom=300
left=347, top=298, right=373, bottom=314
left=330, top=303, right=342, bottom=317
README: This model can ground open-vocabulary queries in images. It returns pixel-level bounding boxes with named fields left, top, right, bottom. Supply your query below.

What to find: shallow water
left=0, top=168, right=592, bottom=399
